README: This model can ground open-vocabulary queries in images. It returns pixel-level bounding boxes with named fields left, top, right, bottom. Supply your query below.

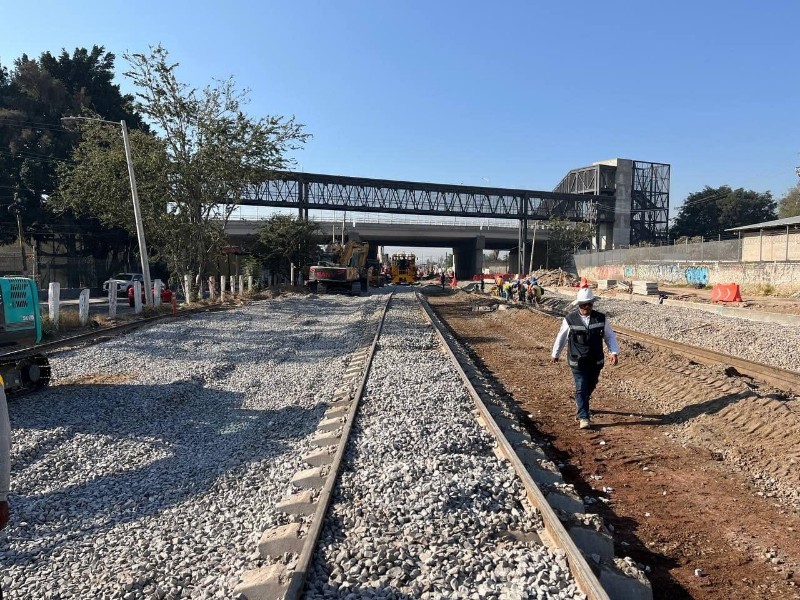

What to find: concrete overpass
left=224, top=217, right=557, bottom=277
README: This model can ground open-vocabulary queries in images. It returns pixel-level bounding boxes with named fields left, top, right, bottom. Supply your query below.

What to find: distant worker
left=439, top=272, right=445, bottom=288
left=480, top=277, right=485, bottom=293
left=550, top=288, right=619, bottom=429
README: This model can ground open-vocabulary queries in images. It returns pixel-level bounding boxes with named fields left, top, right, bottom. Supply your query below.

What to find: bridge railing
left=226, top=207, right=525, bottom=228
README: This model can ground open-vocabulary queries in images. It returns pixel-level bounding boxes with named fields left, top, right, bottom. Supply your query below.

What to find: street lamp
left=62, top=116, right=153, bottom=305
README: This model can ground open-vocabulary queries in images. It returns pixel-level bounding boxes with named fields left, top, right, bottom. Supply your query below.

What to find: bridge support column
left=453, top=235, right=485, bottom=281
left=598, top=222, right=612, bottom=251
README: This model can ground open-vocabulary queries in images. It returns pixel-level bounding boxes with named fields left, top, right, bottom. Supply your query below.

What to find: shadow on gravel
left=6, top=381, right=323, bottom=567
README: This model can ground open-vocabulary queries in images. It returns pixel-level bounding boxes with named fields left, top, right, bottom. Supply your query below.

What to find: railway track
left=529, top=295, right=800, bottom=396
left=234, top=290, right=651, bottom=599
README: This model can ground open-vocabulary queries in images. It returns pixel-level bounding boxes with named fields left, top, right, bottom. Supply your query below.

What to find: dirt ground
left=429, top=292, right=800, bottom=600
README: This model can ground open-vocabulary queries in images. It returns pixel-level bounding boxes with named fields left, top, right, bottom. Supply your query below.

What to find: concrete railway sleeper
left=235, top=290, right=651, bottom=600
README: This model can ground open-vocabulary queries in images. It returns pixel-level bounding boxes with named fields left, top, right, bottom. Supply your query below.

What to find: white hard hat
left=571, top=287, right=601, bottom=306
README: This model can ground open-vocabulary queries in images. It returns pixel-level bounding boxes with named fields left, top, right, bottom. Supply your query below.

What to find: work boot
left=579, top=419, right=591, bottom=429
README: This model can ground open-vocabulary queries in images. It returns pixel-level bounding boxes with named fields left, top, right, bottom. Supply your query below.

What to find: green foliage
left=53, top=121, right=171, bottom=255
left=255, top=215, right=322, bottom=279
left=671, top=185, right=777, bottom=239
left=547, top=217, right=593, bottom=268
left=778, top=183, right=800, bottom=218
left=55, top=44, right=309, bottom=289
left=0, top=47, right=141, bottom=279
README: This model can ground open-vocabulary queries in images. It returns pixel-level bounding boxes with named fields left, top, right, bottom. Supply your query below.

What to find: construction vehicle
left=366, top=259, right=385, bottom=287
left=308, top=241, right=370, bottom=294
left=0, top=277, right=51, bottom=394
left=390, top=253, right=417, bottom=285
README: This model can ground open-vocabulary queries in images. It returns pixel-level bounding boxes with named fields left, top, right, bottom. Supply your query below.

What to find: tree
left=778, top=183, right=800, bottom=218
left=546, top=217, right=593, bottom=269
left=53, top=121, right=172, bottom=267
left=255, top=215, right=322, bottom=280
left=0, top=47, right=142, bottom=275
left=55, top=44, right=309, bottom=292
left=671, top=185, right=777, bottom=239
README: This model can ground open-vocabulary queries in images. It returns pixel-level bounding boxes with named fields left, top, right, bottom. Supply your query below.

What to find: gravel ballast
left=3, top=294, right=383, bottom=599
left=305, top=292, right=584, bottom=599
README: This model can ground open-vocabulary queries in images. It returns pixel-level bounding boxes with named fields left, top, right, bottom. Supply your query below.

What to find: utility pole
left=9, top=192, right=28, bottom=275
left=62, top=116, right=153, bottom=305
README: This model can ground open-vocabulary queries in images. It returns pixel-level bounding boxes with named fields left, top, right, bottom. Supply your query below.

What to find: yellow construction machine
left=390, top=253, right=416, bottom=285
left=308, top=241, right=370, bottom=294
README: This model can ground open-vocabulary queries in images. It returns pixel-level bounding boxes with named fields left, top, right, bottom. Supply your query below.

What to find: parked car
left=129, top=285, right=174, bottom=307
left=103, top=273, right=143, bottom=295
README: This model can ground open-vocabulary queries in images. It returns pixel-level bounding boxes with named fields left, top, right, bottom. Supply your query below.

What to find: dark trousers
left=571, top=366, right=602, bottom=420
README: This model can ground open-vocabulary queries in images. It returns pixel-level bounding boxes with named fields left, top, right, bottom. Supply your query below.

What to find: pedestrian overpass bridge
left=226, top=158, right=669, bottom=277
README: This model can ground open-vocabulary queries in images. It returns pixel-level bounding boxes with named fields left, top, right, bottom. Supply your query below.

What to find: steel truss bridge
left=239, top=171, right=612, bottom=223
left=238, top=171, right=613, bottom=274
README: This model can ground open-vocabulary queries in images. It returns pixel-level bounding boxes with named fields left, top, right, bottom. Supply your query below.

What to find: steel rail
left=416, top=292, right=611, bottom=600
left=283, top=291, right=394, bottom=599
left=526, top=296, right=800, bottom=395
left=612, top=325, right=800, bottom=395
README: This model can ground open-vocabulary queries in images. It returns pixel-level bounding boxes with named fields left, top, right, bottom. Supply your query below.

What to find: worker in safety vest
left=550, top=287, right=619, bottom=429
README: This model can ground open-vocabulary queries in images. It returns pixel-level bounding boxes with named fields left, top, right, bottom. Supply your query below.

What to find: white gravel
left=3, top=294, right=384, bottom=599
left=305, top=291, right=584, bottom=600
left=546, top=294, right=799, bottom=374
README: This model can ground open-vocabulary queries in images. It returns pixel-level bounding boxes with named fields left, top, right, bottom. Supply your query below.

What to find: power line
left=0, top=150, right=75, bottom=165
left=0, top=116, right=70, bottom=133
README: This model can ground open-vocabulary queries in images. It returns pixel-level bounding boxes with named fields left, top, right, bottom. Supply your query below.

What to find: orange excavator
left=308, top=241, right=370, bottom=294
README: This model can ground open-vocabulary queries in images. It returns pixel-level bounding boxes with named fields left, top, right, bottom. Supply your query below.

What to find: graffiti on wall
left=684, top=265, right=709, bottom=287
left=578, top=260, right=800, bottom=293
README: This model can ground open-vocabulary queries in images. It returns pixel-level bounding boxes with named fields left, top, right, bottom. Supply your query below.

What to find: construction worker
left=550, top=287, right=619, bottom=429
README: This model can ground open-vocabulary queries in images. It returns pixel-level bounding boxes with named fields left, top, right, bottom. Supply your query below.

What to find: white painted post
left=239, top=275, right=245, bottom=295
left=247, top=275, right=253, bottom=292
left=78, top=289, right=90, bottom=326
left=786, top=226, right=790, bottom=262
left=230, top=275, right=236, bottom=296
left=133, top=280, right=143, bottom=314
left=108, top=283, right=117, bottom=319
left=153, top=279, right=163, bottom=308
left=48, top=282, right=60, bottom=328
left=184, top=274, right=192, bottom=304
left=290, top=263, right=296, bottom=287
left=208, top=276, right=216, bottom=301
left=220, top=275, right=226, bottom=301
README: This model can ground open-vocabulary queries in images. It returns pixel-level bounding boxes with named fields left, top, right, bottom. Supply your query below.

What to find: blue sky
left=2, top=0, right=799, bottom=224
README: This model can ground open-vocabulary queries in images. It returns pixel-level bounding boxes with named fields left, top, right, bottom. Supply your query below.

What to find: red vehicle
left=128, top=285, right=174, bottom=307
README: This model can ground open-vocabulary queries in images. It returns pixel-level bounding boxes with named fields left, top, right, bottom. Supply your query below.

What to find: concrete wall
left=742, top=231, right=800, bottom=262
left=577, top=261, right=800, bottom=294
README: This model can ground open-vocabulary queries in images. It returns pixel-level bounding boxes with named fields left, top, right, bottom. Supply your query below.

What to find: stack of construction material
left=632, top=280, right=659, bottom=296
left=597, top=279, right=617, bottom=290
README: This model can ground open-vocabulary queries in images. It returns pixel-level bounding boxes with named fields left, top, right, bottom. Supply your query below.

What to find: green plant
left=40, top=309, right=84, bottom=337
left=753, top=283, right=775, bottom=296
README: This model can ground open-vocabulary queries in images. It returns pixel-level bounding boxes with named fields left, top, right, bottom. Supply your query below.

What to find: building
left=726, top=215, right=800, bottom=262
